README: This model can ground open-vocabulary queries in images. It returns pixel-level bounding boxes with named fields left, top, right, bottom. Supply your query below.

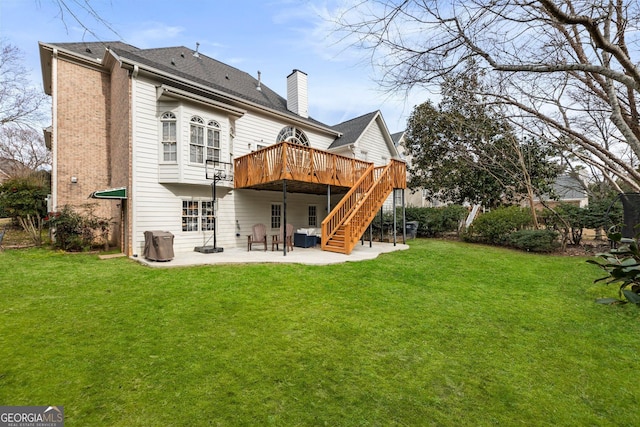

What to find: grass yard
left=1, top=239, right=639, bottom=426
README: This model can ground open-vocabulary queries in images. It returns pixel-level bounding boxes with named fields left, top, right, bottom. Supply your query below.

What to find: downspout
left=51, top=48, right=58, bottom=211
left=130, top=64, right=138, bottom=256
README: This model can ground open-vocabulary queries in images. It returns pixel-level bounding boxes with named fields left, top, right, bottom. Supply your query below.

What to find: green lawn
left=1, top=239, right=638, bottom=426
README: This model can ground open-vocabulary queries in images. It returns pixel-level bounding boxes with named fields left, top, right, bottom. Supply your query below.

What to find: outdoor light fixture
left=71, top=176, right=78, bottom=183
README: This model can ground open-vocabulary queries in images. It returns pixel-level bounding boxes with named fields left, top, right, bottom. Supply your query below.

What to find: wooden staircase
left=321, top=160, right=405, bottom=254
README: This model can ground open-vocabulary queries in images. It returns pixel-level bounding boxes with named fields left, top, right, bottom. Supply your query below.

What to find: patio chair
left=272, top=223, right=294, bottom=251
left=247, top=223, right=267, bottom=251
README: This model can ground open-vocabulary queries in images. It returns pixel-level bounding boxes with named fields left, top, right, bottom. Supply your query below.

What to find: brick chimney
left=286, top=69, right=308, bottom=118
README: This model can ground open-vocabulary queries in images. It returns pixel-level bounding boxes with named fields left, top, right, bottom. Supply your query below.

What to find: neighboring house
left=39, top=41, right=406, bottom=256
left=533, top=174, right=589, bottom=209
left=392, top=131, right=444, bottom=208
left=0, top=160, right=11, bottom=184
left=0, top=158, right=24, bottom=183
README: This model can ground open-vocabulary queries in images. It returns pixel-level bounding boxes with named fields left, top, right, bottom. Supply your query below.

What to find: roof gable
left=329, top=111, right=379, bottom=149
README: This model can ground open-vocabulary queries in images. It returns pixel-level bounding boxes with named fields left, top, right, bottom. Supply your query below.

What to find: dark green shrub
left=466, top=206, right=533, bottom=245
left=507, top=229, right=560, bottom=253
left=404, top=205, right=468, bottom=237
left=587, top=230, right=640, bottom=306
left=46, top=205, right=110, bottom=251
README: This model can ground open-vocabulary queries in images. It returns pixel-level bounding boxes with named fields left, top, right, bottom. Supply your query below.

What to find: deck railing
left=234, top=141, right=372, bottom=189
left=321, top=159, right=405, bottom=254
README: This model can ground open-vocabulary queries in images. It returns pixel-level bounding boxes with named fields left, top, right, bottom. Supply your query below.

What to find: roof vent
left=256, top=71, right=262, bottom=91
left=193, top=42, right=200, bottom=58
left=171, top=58, right=176, bottom=66
left=85, top=47, right=92, bottom=53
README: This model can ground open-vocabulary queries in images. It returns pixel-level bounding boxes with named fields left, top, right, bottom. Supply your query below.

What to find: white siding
left=131, top=77, right=340, bottom=255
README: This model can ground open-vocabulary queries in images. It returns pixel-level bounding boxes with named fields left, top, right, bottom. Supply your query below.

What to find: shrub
left=507, top=229, right=560, bottom=253
left=587, top=230, right=640, bottom=306
left=404, top=205, right=468, bottom=237
left=47, top=205, right=110, bottom=251
left=466, top=206, right=533, bottom=245
left=0, top=175, right=50, bottom=245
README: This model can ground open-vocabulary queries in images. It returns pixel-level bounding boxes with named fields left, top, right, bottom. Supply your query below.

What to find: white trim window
left=207, top=120, right=221, bottom=162
left=182, top=200, right=199, bottom=232
left=276, top=126, right=309, bottom=146
left=271, top=203, right=282, bottom=229
left=201, top=201, right=215, bottom=231
left=308, top=205, right=318, bottom=227
left=190, top=116, right=205, bottom=163
left=182, top=200, right=215, bottom=232
left=161, top=112, right=177, bottom=162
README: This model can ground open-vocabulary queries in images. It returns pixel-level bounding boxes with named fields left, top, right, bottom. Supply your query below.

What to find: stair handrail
left=321, top=163, right=375, bottom=244
left=341, top=163, right=394, bottom=253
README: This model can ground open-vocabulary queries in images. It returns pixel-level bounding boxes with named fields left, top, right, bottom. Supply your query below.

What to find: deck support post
left=402, top=190, right=406, bottom=244
left=283, top=179, right=287, bottom=256
left=393, top=189, right=397, bottom=246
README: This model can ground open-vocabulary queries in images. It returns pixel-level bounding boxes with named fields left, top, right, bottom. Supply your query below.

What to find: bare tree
left=333, top=0, right=640, bottom=190
left=43, top=0, right=120, bottom=40
left=0, top=127, right=51, bottom=174
left=0, top=42, right=46, bottom=127
left=0, top=41, right=49, bottom=174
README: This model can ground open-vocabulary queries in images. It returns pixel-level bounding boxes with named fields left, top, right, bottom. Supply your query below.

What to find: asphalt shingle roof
left=48, top=41, right=332, bottom=131
left=329, top=111, right=379, bottom=149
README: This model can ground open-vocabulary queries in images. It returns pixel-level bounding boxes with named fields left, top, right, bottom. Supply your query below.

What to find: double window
left=182, top=200, right=215, bottom=232
left=161, top=112, right=222, bottom=164
left=190, top=117, right=221, bottom=164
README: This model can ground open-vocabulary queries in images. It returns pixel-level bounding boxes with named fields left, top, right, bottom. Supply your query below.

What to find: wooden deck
left=234, top=141, right=406, bottom=254
left=234, top=142, right=390, bottom=192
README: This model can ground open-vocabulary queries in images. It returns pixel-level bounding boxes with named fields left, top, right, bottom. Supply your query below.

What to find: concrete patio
left=135, top=241, right=410, bottom=268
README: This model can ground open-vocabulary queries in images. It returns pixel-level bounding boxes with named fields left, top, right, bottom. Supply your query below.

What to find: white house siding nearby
left=355, top=117, right=401, bottom=212
left=232, top=189, right=333, bottom=244
left=130, top=77, right=343, bottom=255
left=233, top=110, right=336, bottom=157
left=356, top=118, right=394, bottom=166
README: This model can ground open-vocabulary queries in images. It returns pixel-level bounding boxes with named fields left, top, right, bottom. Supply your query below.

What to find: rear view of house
left=39, top=41, right=405, bottom=256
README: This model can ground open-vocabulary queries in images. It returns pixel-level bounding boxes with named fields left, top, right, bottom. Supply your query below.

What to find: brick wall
left=55, top=58, right=125, bottom=247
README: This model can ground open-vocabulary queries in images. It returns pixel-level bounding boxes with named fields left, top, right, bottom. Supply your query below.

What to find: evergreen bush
left=507, top=229, right=560, bottom=253
left=466, top=206, right=533, bottom=245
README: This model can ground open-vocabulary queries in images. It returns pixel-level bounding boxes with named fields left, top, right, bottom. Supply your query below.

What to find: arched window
left=207, top=120, right=221, bottom=162
left=190, top=116, right=205, bottom=163
left=276, top=126, right=309, bottom=146
left=161, top=112, right=177, bottom=162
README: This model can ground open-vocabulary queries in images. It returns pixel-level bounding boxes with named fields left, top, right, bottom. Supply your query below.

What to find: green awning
left=90, top=187, right=127, bottom=199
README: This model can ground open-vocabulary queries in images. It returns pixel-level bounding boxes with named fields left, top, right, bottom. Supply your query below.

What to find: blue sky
left=0, top=0, right=431, bottom=133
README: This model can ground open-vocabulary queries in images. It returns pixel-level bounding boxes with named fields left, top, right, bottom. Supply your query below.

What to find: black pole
left=283, top=179, right=287, bottom=256
left=212, top=178, right=217, bottom=249
left=393, top=189, right=397, bottom=246
left=402, top=189, right=406, bottom=244
left=379, top=207, right=384, bottom=242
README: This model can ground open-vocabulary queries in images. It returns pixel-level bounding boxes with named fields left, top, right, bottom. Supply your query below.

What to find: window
left=207, top=120, right=221, bottom=162
left=308, top=205, right=317, bottom=227
left=201, top=201, right=215, bottom=231
left=271, top=204, right=282, bottom=229
left=182, top=200, right=199, bottom=231
left=190, top=116, right=205, bottom=163
left=161, top=112, right=177, bottom=162
left=182, top=200, right=215, bottom=232
left=276, top=126, right=309, bottom=146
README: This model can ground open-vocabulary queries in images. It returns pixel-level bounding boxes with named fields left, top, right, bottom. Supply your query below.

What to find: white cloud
left=124, top=22, right=185, bottom=48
